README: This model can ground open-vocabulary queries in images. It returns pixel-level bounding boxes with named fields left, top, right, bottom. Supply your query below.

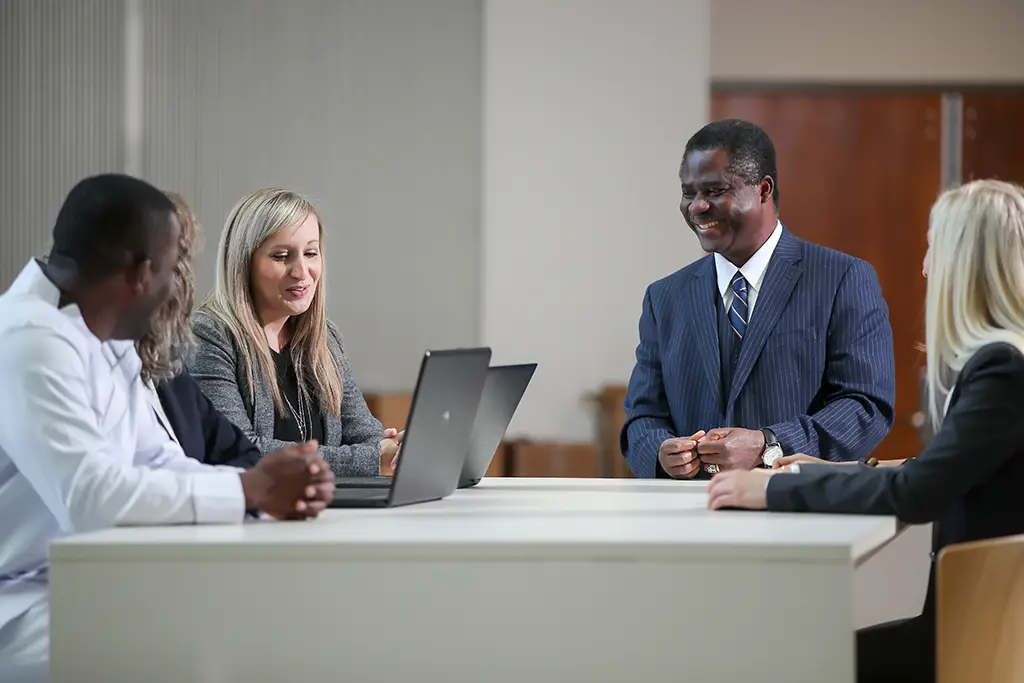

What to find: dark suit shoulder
left=959, top=342, right=1024, bottom=378
left=941, top=342, right=1024, bottom=420
left=797, top=238, right=863, bottom=273
left=156, top=369, right=208, bottom=416
left=647, top=254, right=714, bottom=298
left=789, top=237, right=885, bottom=297
left=160, top=365, right=201, bottom=393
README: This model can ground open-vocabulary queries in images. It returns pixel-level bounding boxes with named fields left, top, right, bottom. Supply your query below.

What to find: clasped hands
left=240, top=441, right=335, bottom=520
left=237, top=427, right=410, bottom=521
left=658, top=427, right=767, bottom=479
left=380, top=427, right=405, bottom=472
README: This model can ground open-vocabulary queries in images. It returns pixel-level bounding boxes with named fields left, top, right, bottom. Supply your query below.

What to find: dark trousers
left=857, top=614, right=935, bottom=683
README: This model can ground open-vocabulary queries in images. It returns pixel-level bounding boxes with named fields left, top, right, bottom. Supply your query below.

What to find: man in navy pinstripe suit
left=621, top=119, right=895, bottom=479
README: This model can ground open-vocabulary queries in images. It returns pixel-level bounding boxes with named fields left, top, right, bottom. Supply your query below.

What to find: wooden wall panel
left=962, top=91, right=1024, bottom=186
left=506, top=441, right=599, bottom=478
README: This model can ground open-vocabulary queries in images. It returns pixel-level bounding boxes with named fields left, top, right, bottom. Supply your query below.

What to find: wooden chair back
left=937, top=534, right=1024, bottom=683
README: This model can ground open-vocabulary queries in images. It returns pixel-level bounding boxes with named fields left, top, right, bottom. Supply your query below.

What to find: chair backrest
left=937, top=534, right=1024, bottom=683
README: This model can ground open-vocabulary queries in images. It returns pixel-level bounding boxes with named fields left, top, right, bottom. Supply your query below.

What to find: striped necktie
left=729, top=272, right=748, bottom=339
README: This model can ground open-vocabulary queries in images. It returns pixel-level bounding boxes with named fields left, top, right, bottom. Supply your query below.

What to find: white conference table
left=49, top=477, right=931, bottom=683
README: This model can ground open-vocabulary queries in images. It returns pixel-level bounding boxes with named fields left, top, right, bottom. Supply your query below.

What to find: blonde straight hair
left=201, top=188, right=343, bottom=415
left=924, top=179, right=1024, bottom=428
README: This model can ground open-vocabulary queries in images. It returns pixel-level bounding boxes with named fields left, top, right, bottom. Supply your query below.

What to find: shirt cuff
left=191, top=471, right=246, bottom=524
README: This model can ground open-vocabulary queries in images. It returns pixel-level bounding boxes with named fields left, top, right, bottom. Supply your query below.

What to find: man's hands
left=658, top=430, right=706, bottom=479
left=380, top=428, right=405, bottom=472
left=696, top=427, right=766, bottom=472
left=240, top=441, right=334, bottom=520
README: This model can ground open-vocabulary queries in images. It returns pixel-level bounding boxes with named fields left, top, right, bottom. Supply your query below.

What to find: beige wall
left=483, top=0, right=710, bottom=440
left=0, top=0, right=125, bottom=289
left=712, top=0, right=1024, bottom=82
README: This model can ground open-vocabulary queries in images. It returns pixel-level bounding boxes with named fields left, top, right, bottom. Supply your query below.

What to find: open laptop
left=329, top=347, right=491, bottom=508
left=335, top=363, right=536, bottom=491
left=457, top=363, right=536, bottom=487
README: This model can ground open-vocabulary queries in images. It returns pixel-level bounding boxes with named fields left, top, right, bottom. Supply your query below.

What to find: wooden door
left=711, top=90, right=941, bottom=461
left=962, top=90, right=1024, bottom=185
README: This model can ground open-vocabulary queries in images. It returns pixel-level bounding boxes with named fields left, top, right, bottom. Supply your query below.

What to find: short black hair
left=682, top=119, right=780, bottom=207
left=50, top=174, right=176, bottom=282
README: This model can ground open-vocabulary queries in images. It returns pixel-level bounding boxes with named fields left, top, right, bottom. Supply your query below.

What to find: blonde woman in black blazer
left=706, top=179, right=1024, bottom=683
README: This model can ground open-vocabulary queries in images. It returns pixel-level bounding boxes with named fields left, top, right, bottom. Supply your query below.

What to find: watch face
left=762, top=446, right=783, bottom=467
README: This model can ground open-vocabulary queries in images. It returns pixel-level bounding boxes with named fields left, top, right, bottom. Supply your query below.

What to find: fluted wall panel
left=142, top=0, right=483, bottom=391
left=0, top=0, right=124, bottom=288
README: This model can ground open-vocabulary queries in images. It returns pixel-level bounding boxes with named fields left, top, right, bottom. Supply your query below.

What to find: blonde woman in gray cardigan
left=186, top=188, right=402, bottom=477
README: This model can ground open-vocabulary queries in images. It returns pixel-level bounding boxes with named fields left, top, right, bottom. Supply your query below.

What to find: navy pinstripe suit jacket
left=621, top=228, right=896, bottom=478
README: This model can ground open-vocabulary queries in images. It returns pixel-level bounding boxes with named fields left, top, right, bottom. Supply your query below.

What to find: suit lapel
left=727, top=230, right=804, bottom=409
left=684, top=257, right=722, bottom=412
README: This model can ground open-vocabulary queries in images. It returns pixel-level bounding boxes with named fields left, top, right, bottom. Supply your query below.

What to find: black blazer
left=767, top=342, right=1024, bottom=614
left=155, top=368, right=262, bottom=470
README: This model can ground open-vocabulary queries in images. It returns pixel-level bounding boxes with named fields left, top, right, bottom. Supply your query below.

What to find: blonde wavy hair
left=137, top=191, right=200, bottom=382
left=199, top=188, right=343, bottom=415
left=924, top=179, right=1024, bottom=427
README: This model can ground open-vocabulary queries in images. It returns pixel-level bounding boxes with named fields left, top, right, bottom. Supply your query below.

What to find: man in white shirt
left=0, top=174, right=335, bottom=682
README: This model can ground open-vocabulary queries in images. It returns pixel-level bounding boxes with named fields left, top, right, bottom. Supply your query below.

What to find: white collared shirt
left=0, top=261, right=245, bottom=647
left=714, top=220, right=783, bottom=316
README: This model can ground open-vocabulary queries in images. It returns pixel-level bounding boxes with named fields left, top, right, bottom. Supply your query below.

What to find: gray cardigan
left=185, top=310, right=383, bottom=477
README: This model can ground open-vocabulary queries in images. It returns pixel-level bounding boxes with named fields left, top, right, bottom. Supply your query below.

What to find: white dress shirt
left=0, top=261, right=245, bottom=681
left=714, top=221, right=783, bottom=316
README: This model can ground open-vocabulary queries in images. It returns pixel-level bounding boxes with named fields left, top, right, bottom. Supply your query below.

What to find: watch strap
left=759, top=428, right=782, bottom=468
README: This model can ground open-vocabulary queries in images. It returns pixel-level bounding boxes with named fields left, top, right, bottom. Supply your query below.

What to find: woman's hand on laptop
left=380, top=428, right=405, bottom=472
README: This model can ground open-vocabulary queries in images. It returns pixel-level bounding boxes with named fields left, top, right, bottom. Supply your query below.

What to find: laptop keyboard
left=335, top=476, right=392, bottom=488
left=333, top=488, right=389, bottom=500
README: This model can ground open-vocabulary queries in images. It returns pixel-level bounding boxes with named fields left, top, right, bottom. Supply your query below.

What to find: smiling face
left=679, top=148, right=775, bottom=266
left=250, top=211, right=322, bottom=322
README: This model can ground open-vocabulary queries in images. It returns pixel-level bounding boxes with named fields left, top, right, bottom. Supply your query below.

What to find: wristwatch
left=760, top=427, right=783, bottom=468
